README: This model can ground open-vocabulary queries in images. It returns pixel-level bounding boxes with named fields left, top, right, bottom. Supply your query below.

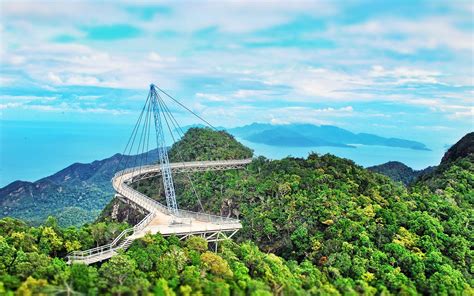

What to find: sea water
left=237, top=139, right=445, bottom=170
left=0, top=120, right=446, bottom=187
left=0, top=121, right=132, bottom=186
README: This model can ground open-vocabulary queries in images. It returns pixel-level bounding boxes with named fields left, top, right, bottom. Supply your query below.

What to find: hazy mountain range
left=184, top=123, right=430, bottom=151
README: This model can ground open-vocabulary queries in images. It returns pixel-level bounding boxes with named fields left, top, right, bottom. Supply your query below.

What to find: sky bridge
left=67, top=85, right=251, bottom=265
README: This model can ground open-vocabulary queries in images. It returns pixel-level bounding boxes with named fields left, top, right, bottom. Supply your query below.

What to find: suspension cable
left=115, top=84, right=220, bottom=213
left=136, top=96, right=153, bottom=189
left=153, top=85, right=217, bottom=130
left=118, top=93, right=151, bottom=186
left=113, top=92, right=150, bottom=175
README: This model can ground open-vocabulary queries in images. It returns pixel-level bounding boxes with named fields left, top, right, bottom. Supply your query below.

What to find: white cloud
left=148, top=51, right=176, bottom=63
left=446, top=107, right=474, bottom=120
left=270, top=117, right=290, bottom=125
left=342, top=17, right=473, bottom=53
left=195, top=93, right=226, bottom=102
left=196, top=89, right=278, bottom=103
left=26, top=103, right=128, bottom=115
left=1, top=95, right=56, bottom=102
left=369, top=65, right=442, bottom=85
left=76, top=95, right=102, bottom=100
left=48, top=72, right=63, bottom=84
left=0, top=0, right=472, bottom=130
left=4, top=43, right=181, bottom=89
left=142, top=1, right=336, bottom=34
left=0, top=102, right=23, bottom=110
left=258, top=105, right=354, bottom=126
left=414, top=125, right=452, bottom=131
left=1, top=1, right=128, bottom=23
left=65, top=75, right=101, bottom=86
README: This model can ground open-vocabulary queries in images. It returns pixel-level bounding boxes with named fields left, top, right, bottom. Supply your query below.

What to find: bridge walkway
left=66, top=158, right=251, bottom=265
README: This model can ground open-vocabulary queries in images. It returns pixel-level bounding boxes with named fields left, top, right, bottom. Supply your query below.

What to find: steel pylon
left=149, top=84, right=179, bottom=216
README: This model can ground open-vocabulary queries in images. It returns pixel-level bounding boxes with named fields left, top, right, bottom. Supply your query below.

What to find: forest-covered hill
left=0, top=128, right=472, bottom=295
left=367, top=161, right=436, bottom=185
left=0, top=150, right=159, bottom=226
left=101, top=128, right=473, bottom=294
left=440, top=132, right=474, bottom=165
left=0, top=217, right=339, bottom=295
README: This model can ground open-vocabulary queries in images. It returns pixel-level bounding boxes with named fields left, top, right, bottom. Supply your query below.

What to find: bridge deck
left=67, top=158, right=251, bottom=265
left=126, top=209, right=242, bottom=240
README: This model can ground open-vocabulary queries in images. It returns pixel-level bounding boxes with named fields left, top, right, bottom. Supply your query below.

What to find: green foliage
left=201, top=251, right=233, bottom=278
left=0, top=220, right=336, bottom=295
left=69, top=263, right=99, bottom=295
left=137, top=149, right=473, bottom=294
left=169, top=127, right=253, bottom=162
left=99, top=254, right=150, bottom=294
left=184, top=236, right=208, bottom=253
left=1, top=130, right=472, bottom=294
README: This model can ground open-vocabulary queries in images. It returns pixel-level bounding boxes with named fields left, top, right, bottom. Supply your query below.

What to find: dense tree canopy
left=132, top=128, right=473, bottom=294
left=1, top=129, right=472, bottom=294
left=0, top=218, right=336, bottom=295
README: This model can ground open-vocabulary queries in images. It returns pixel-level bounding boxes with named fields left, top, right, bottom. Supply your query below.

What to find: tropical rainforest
left=0, top=128, right=472, bottom=295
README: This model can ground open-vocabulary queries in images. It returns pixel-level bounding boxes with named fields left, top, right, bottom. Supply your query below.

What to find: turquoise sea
left=237, top=139, right=445, bottom=171
left=0, top=120, right=446, bottom=187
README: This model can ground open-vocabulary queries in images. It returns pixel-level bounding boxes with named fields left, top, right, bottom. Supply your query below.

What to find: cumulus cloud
left=343, top=17, right=473, bottom=53
left=0, top=102, right=23, bottom=110
left=23, top=102, right=128, bottom=115
left=0, top=0, right=472, bottom=135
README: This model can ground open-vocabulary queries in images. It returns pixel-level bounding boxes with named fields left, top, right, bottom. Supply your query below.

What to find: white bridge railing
left=117, top=182, right=240, bottom=225
left=112, top=159, right=250, bottom=225
left=66, top=212, right=155, bottom=263
left=116, top=158, right=252, bottom=177
left=67, top=159, right=249, bottom=264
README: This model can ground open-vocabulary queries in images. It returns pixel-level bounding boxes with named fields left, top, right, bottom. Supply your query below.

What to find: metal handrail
left=112, top=159, right=249, bottom=224
left=67, top=159, right=249, bottom=264
left=67, top=212, right=155, bottom=260
left=119, top=183, right=239, bottom=224
left=113, top=158, right=252, bottom=178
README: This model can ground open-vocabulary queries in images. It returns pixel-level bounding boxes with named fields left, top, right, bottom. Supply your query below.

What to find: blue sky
left=0, top=0, right=473, bottom=148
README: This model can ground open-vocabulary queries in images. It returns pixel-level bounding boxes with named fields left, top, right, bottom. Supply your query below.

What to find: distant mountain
left=0, top=149, right=159, bottom=226
left=245, top=126, right=351, bottom=147
left=367, top=161, right=436, bottom=185
left=369, top=132, right=474, bottom=185
left=227, top=123, right=430, bottom=150
left=413, top=132, right=473, bottom=194
left=440, top=132, right=474, bottom=165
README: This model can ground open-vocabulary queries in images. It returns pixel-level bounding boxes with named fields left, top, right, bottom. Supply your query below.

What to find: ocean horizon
left=0, top=120, right=446, bottom=187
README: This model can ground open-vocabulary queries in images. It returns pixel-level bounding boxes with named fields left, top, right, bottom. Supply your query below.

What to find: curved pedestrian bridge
left=67, top=158, right=251, bottom=265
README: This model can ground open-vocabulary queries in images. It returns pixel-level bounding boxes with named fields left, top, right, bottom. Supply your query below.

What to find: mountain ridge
left=367, top=161, right=436, bottom=185
left=228, top=123, right=430, bottom=150
left=440, top=132, right=474, bottom=165
left=183, top=122, right=430, bottom=150
left=0, top=149, right=159, bottom=226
